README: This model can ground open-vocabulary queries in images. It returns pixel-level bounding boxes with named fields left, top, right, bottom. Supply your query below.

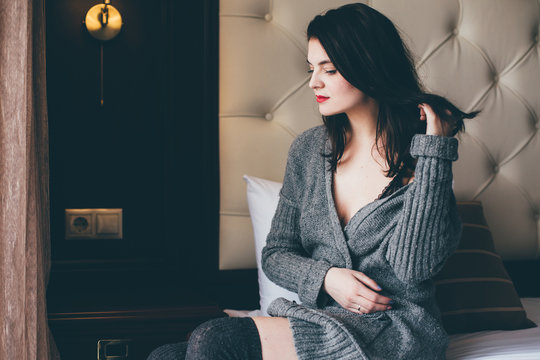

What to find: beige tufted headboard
left=219, top=0, right=540, bottom=270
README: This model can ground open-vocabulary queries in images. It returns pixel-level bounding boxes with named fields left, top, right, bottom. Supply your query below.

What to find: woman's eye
left=307, top=69, right=336, bottom=74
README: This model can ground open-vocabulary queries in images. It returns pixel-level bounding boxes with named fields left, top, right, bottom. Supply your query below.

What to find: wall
left=46, top=0, right=220, bottom=293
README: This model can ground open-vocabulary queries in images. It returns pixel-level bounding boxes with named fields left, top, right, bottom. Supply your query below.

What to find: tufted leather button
left=452, top=28, right=459, bottom=37
left=493, top=165, right=499, bottom=173
left=493, top=74, right=499, bottom=83
left=534, top=212, right=540, bottom=221
left=264, top=113, right=273, bottom=121
left=264, top=13, right=272, bottom=22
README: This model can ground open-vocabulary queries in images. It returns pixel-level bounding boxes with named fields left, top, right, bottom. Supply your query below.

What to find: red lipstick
left=316, top=95, right=329, bottom=103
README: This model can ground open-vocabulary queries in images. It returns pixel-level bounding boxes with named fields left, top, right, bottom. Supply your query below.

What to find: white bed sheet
left=224, top=298, right=540, bottom=359
left=447, top=297, right=540, bottom=359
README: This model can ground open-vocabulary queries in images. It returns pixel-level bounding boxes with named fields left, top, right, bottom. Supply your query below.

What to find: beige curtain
left=0, top=0, right=59, bottom=358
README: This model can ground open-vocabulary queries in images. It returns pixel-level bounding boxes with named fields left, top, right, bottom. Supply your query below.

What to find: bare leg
left=252, top=316, right=298, bottom=360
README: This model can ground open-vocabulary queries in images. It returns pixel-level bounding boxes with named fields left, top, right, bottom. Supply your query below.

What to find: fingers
left=355, top=281, right=393, bottom=305
left=418, top=103, right=451, bottom=136
left=351, top=272, right=394, bottom=311
left=354, top=296, right=393, bottom=314
left=324, top=268, right=394, bottom=315
left=351, top=272, right=393, bottom=301
left=419, top=105, right=426, bottom=121
left=351, top=271, right=381, bottom=292
left=418, top=103, right=437, bottom=122
left=346, top=296, right=392, bottom=315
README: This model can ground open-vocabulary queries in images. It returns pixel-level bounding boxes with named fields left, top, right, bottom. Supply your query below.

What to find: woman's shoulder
left=288, top=125, right=327, bottom=157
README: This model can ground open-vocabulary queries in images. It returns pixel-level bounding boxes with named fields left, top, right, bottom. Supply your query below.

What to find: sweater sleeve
left=385, top=134, right=463, bottom=283
left=261, top=134, right=334, bottom=309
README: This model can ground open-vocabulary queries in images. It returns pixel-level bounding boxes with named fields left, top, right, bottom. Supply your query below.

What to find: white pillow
left=243, top=175, right=301, bottom=316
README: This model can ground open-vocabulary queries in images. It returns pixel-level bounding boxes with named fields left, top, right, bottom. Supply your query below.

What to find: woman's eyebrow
left=306, top=59, right=333, bottom=66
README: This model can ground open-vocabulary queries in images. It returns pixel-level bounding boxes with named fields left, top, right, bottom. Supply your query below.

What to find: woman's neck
left=344, top=99, right=385, bottom=161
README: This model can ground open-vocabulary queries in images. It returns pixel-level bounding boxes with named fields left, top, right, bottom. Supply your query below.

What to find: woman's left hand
left=418, top=103, right=456, bottom=137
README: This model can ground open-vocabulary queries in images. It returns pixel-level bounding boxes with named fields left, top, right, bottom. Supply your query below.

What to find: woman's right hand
left=323, top=267, right=393, bottom=314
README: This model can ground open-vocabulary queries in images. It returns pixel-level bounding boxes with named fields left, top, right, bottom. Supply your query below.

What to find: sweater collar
left=323, top=136, right=412, bottom=266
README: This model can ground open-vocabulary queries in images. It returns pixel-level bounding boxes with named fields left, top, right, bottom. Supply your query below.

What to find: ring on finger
left=357, top=305, right=363, bottom=313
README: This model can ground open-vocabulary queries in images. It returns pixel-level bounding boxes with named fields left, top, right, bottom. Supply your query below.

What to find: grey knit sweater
left=262, top=125, right=462, bottom=360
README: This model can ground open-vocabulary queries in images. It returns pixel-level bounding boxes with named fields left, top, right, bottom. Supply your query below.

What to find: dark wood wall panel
left=47, top=0, right=219, bottom=293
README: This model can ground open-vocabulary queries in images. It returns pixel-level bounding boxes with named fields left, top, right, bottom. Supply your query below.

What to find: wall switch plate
left=65, top=209, right=123, bottom=240
left=97, top=339, right=131, bottom=360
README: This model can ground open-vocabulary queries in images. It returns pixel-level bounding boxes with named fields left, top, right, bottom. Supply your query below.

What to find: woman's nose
left=309, top=72, right=323, bottom=89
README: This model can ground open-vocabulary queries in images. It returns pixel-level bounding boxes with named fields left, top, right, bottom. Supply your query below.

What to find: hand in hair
left=418, top=103, right=458, bottom=137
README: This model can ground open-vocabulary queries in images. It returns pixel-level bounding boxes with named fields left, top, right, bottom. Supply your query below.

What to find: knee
left=187, top=318, right=229, bottom=353
left=146, top=345, right=167, bottom=360
left=186, top=317, right=262, bottom=360
left=146, top=342, right=187, bottom=360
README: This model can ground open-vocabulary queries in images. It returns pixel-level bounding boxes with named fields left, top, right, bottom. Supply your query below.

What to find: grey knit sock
left=186, top=317, right=262, bottom=360
left=147, top=341, right=187, bottom=360
left=146, top=317, right=262, bottom=360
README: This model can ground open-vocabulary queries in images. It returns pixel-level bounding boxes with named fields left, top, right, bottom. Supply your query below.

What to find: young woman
left=148, top=3, right=477, bottom=360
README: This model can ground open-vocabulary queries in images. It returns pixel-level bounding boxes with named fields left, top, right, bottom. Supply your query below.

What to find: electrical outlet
left=66, top=211, right=94, bottom=239
left=65, top=209, right=122, bottom=240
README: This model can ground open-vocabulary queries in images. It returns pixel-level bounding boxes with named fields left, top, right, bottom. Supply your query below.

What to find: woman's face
left=307, top=38, right=370, bottom=117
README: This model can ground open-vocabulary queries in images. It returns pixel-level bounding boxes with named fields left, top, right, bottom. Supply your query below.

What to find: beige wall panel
left=272, top=0, right=363, bottom=50
left=372, top=0, right=459, bottom=61
left=273, top=85, right=322, bottom=137
left=421, top=37, right=493, bottom=111
left=466, top=86, right=534, bottom=163
left=220, top=17, right=307, bottom=116
left=460, top=0, right=539, bottom=73
left=478, top=176, right=539, bottom=259
left=220, top=0, right=269, bottom=17
left=219, top=214, right=256, bottom=270
left=503, top=50, right=540, bottom=119
left=220, top=116, right=293, bottom=213
left=453, top=133, right=494, bottom=200
left=502, top=133, right=540, bottom=207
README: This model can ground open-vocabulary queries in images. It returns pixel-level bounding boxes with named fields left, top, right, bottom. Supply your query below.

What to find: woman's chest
left=297, top=174, right=403, bottom=257
left=332, top=166, right=396, bottom=228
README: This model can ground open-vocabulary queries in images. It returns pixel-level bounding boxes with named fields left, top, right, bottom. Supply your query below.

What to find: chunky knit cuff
left=410, top=134, right=458, bottom=161
left=299, top=260, right=334, bottom=308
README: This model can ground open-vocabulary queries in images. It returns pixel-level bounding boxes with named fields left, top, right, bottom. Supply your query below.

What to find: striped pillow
left=434, top=201, right=537, bottom=334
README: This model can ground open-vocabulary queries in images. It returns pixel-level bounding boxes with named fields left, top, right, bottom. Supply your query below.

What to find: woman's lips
left=316, top=95, right=329, bottom=103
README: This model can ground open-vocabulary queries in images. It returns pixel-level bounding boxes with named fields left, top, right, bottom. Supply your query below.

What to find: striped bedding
left=447, top=297, right=540, bottom=359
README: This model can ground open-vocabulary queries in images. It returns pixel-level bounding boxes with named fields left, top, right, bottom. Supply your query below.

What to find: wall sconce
left=85, top=0, right=123, bottom=41
left=84, top=0, right=123, bottom=106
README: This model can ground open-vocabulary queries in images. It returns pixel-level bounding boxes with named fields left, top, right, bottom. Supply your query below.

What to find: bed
left=446, top=298, right=540, bottom=359
left=218, top=0, right=540, bottom=358
left=225, top=299, right=540, bottom=359
left=226, top=299, right=540, bottom=359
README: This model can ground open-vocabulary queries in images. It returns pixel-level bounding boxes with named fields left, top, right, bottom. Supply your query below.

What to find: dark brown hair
left=308, top=3, right=478, bottom=175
